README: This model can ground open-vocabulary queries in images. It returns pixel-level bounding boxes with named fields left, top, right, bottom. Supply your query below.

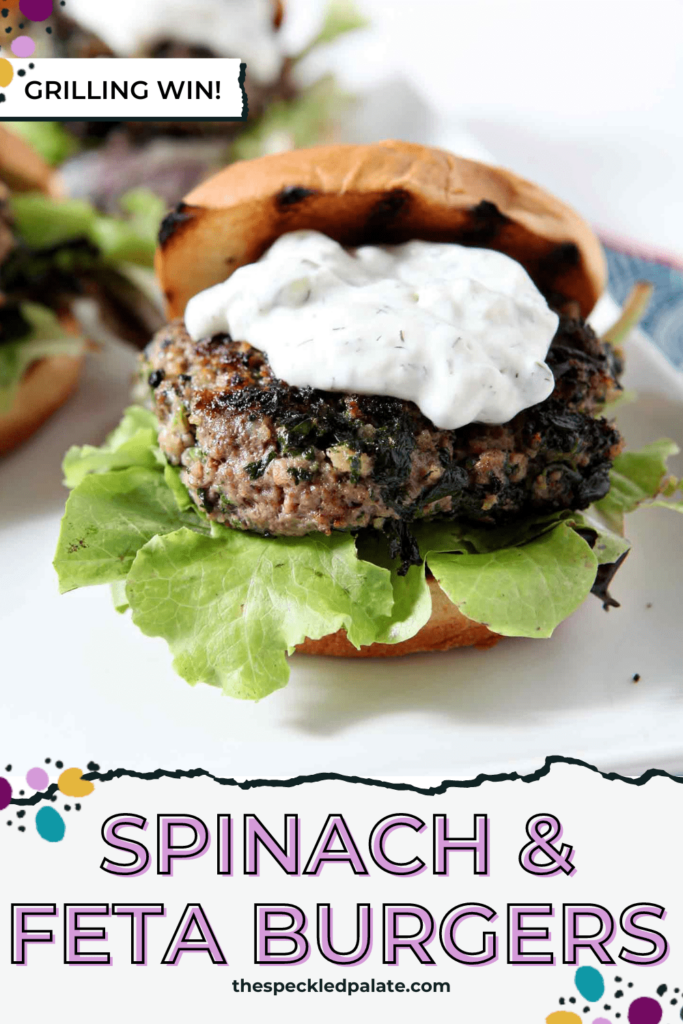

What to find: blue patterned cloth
left=604, top=245, right=683, bottom=370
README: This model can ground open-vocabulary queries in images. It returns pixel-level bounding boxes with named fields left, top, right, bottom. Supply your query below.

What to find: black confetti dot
left=1, top=9, right=8, bottom=17
left=75, top=803, right=81, bottom=811
left=18, top=22, right=23, bottom=27
left=45, top=757, right=51, bottom=764
left=628, top=983, right=633, bottom=988
left=659, top=985, right=668, bottom=996
left=633, top=673, right=641, bottom=682
left=50, top=795, right=57, bottom=802
left=87, top=762, right=100, bottom=772
left=559, top=998, right=565, bottom=1005
left=17, top=810, right=25, bottom=819
left=55, top=761, right=63, bottom=769
left=6, top=820, right=12, bottom=825
left=672, top=1000, right=678, bottom=1006
left=615, top=990, right=624, bottom=998
left=569, top=998, right=576, bottom=1004
left=64, top=805, right=71, bottom=812
left=604, top=1006, right=611, bottom=1012
left=0, top=94, right=5, bottom=103
left=583, top=1007, right=589, bottom=1013
left=45, top=26, right=52, bottom=32
left=29, top=62, right=34, bottom=68
left=18, top=68, right=25, bottom=76
left=615, top=977, right=622, bottom=982
left=5, top=764, right=11, bottom=771
left=18, top=826, right=25, bottom=832
left=19, top=790, right=24, bottom=795
left=4, top=27, right=11, bottom=33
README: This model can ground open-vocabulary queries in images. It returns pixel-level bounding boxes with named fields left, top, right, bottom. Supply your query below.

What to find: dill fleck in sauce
left=186, top=230, right=558, bottom=431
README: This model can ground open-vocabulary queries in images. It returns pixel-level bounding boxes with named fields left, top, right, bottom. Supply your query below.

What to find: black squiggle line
left=8, top=755, right=683, bottom=808
left=239, top=61, right=248, bottom=120
left=11, top=783, right=60, bottom=808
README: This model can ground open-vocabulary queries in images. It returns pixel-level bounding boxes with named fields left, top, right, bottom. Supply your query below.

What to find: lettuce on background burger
left=54, top=141, right=683, bottom=699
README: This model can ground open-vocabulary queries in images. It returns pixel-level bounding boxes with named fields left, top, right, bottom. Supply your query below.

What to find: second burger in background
left=0, top=129, right=86, bottom=455
left=54, top=141, right=683, bottom=699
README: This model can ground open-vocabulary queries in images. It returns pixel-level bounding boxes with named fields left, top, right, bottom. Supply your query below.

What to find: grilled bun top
left=156, top=139, right=606, bottom=321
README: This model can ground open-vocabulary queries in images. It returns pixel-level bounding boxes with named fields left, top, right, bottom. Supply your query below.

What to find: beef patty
left=142, top=314, right=623, bottom=561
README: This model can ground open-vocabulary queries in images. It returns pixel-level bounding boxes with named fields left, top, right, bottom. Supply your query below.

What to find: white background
left=1, top=764, right=681, bottom=1023
left=292, top=0, right=683, bottom=254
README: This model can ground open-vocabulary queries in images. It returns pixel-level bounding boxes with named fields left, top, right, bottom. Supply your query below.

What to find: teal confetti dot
left=576, top=966, right=606, bottom=1002
left=36, top=806, right=65, bottom=843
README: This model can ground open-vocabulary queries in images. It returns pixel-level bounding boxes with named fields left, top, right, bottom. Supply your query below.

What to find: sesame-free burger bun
left=0, top=125, right=64, bottom=197
left=0, top=348, right=84, bottom=456
left=157, top=139, right=606, bottom=321
left=0, top=135, right=81, bottom=455
left=0, top=309, right=85, bottom=457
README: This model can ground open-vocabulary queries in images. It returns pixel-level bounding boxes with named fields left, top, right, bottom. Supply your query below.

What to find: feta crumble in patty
left=142, top=314, right=623, bottom=552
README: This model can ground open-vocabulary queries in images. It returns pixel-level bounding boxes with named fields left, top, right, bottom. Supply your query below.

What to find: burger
left=31, top=0, right=366, bottom=211
left=0, top=124, right=168, bottom=454
left=0, top=128, right=86, bottom=455
left=54, top=141, right=682, bottom=699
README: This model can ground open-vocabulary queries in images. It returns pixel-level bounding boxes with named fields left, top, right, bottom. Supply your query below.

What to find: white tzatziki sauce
left=63, top=0, right=283, bottom=84
left=185, top=230, right=559, bottom=431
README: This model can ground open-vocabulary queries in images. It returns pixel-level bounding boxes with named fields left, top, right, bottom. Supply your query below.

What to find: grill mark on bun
left=276, top=185, right=319, bottom=207
left=539, top=240, right=581, bottom=271
left=160, top=142, right=607, bottom=319
left=533, top=241, right=582, bottom=310
left=363, top=188, right=412, bottom=240
left=460, top=199, right=511, bottom=246
left=158, top=202, right=201, bottom=248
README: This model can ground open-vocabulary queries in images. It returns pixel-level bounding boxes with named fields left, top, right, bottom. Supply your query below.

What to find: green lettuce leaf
left=10, top=191, right=160, bottom=268
left=232, top=76, right=352, bottom=162
left=54, top=404, right=682, bottom=698
left=357, top=533, right=432, bottom=644
left=4, top=122, right=80, bottom=166
left=295, top=0, right=368, bottom=61
left=595, top=439, right=682, bottom=530
left=424, top=525, right=598, bottom=639
left=0, top=302, right=84, bottom=413
left=62, top=406, right=161, bottom=487
left=54, top=466, right=210, bottom=593
left=126, top=526, right=394, bottom=699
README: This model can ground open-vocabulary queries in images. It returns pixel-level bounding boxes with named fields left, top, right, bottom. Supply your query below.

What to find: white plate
left=1, top=293, right=682, bottom=779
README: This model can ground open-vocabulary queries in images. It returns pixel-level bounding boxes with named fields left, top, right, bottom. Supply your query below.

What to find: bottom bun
left=296, top=578, right=502, bottom=658
left=0, top=353, right=84, bottom=456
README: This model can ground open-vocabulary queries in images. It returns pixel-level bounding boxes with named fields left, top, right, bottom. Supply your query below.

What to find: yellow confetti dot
left=0, top=58, right=14, bottom=89
left=58, top=767, right=95, bottom=798
left=546, top=1014, right=583, bottom=1024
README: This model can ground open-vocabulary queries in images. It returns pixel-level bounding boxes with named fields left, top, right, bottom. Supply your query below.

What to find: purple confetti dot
left=628, top=997, right=663, bottom=1024
left=26, top=767, right=49, bottom=791
left=11, top=34, right=35, bottom=56
left=19, top=0, right=53, bottom=21
left=0, top=777, right=11, bottom=810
